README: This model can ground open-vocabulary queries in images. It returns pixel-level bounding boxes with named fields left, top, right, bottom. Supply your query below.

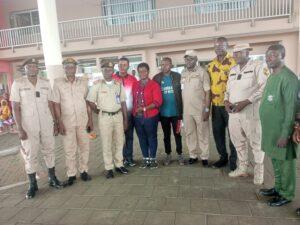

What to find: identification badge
left=116, top=94, right=121, bottom=104
left=237, top=74, right=242, bottom=80
left=35, top=91, right=40, bottom=98
left=267, top=95, right=273, bottom=102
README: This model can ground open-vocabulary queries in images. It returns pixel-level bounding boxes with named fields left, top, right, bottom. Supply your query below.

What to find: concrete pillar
left=37, top=0, right=64, bottom=85
left=144, top=50, right=159, bottom=78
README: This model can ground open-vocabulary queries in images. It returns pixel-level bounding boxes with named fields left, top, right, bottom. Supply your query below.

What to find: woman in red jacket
left=133, top=63, right=162, bottom=169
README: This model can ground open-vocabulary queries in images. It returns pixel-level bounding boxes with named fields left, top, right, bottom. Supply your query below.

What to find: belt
left=102, top=110, right=120, bottom=116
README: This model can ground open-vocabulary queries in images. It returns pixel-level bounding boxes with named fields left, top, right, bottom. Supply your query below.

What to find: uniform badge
left=267, top=95, right=273, bottom=102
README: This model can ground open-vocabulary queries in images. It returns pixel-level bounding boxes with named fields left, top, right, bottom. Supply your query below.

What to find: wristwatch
left=204, top=107, right=210, bottom=113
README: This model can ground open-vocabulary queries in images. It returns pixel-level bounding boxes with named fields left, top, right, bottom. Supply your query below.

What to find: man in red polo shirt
left=113, top=57, right=138, bottom=167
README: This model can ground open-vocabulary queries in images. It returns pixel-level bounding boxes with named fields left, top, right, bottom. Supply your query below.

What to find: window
left=101, top=0, right=155, bottom=24
left=194, top=0, right=254, bottom=13
left=10, top=9, right=40, bottom=28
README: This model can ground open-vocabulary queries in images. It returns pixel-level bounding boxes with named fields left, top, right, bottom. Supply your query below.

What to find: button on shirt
left=53, top=77, right=89, bottom=128
left=181, top=66, right=211, bottom=115
left=10, top=76, right=53, bottom=133
left=86, top=80, right=126, bottom=112
left=160, top=75, right=178, bottom=117
left=208, top=53, right=236, bottom=106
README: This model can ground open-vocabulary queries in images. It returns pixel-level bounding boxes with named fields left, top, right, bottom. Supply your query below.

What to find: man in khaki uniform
left=87, top=59, right=129, bottom=179
left=181, top=50, right=211, bottom=167
left=10, top=58, right=62, bottom=199
left=53, top=58, right=93, bottom=186
left=224, top=43, right=269, bottom=185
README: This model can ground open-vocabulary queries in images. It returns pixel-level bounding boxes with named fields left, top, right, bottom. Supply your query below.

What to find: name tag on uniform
left=237, top=74, right=242, bottom=80
left=36, top=91, right=40, bottom=98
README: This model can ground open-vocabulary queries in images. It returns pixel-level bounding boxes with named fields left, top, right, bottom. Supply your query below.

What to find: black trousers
left=211, top=106, right=237, bottom=164
left=160, top=116, right=182, bottom=155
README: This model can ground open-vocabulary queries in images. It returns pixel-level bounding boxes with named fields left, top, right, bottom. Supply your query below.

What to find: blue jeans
left=123, top=113, right=134, bottom=161
left=134, top=115, right=159, bottom=158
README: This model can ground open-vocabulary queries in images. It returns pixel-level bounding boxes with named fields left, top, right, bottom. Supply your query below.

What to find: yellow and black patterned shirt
left=207, top=53, right=236, bottom=106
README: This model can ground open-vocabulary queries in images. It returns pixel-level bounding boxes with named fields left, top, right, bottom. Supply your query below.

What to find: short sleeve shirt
left=53, top=77, right=89, bottom=128
left=181, top=66, right=211, bottom=115
left=10, top=76, right=53, bottom=132
left=86, top=80, right=126, bottom=112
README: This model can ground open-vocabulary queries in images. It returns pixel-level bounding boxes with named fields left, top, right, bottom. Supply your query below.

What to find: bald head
left=266, top=44, right=285, bottom=70
left=214, top=37, right=229, bottom=57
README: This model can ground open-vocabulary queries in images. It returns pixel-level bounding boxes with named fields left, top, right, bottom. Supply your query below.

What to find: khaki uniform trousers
left=99, top=112, right=124, bottom=170
left=228, top=111, right=265, bottom=182
left=184, top=114, right=209, bottom=160
left=62, top=126, right=90, bottom=177
left=20, top=130, right=55, bottom=174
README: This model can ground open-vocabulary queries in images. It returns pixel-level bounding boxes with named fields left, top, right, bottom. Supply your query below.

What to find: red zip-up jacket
left=132, top=79, right=162, bottom=118
left=112, top=72, right=137, bottom=112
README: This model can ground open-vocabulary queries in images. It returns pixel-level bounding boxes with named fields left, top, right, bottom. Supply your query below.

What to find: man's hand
left=277, top=137, right=289, bottom=148
left=123, top=119, right=128, bottom=131
left=234, top=100, right=251, bottom=113
left=137, top=107, right=144, bottom=113
left=18, top=128, right=28, bottom=140
left=292, top=123, right=300, bottom=144
left=224, top=100, right=234, bottom=113
left=86, top=119, right=94, bottom=133
left=202, top=111, right=210, bottom=122
left=58, top=120, right=66, bottom=136
left=53, top=123, right=59, bottom=136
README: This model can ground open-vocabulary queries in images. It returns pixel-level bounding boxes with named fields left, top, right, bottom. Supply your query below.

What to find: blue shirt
left=160, top=75, right=178, bottom=117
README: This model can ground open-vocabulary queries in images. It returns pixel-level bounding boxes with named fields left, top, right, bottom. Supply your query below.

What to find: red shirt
left=112, top=73, right=137, bottom=112
left=132, top=79, right=162, bottom=118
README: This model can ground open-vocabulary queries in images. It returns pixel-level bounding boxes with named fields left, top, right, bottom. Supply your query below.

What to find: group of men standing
left=10, top=36, right=299, bottom=212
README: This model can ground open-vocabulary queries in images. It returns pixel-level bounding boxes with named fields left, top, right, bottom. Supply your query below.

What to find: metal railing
left=0, top=0, right=293, bottom=49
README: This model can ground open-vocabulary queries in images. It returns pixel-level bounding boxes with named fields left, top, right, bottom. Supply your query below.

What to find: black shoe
left=26, top=173, right=37, bottom=199
left=212, top=159, right=228, bottom=168
left=115, top=167, right=129, bottom=174
left=105, top=170, right=114, bottom=179
left=202, top=160, right=209, bottom=167
left=139, top=158, right=150, bottom=169
left=188, top=158, right=198, bottom=164
left=259, top=188, right=279, bottom=197
left=64, top=176, right=76, bottom=186
left=268, top=196, right=291, bottom=207
left=149, top=159, right=158, bottom=169
left=48, top=167, right=63, bottom=189
left=80, top=172, right=92, bottom=181
left=296, top=208, right=300, bottom=216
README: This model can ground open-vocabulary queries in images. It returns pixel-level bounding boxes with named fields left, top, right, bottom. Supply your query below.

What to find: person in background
left=132, top=62, right=162, bottom=169
left=153, top=57, right=184, bottom=166
left=225, top=43, right=268, bottom=185
left=259, top=44, right=299, bottom=206
left=53, top=58, right=93, bottom=186
left=10, top=58, right=62, bottom=199
left=113, top=57, right=138, bottom=167
left=181, top=50, right=211, bottom=167
left=208, top=37, right=237, bottom=171
left=87, top=59, right=129, bottom=179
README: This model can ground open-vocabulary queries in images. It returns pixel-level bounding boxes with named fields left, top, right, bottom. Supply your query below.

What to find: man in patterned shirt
left=207, top=37, right=237, bottom=170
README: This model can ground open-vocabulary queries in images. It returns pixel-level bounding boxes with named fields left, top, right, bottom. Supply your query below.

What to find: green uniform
left=259, top=66, right=299, bottom=200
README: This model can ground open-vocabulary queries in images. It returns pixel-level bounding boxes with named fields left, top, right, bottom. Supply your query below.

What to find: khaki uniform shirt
left=86, top=79, right=126, bottom=112
left=225, top=60, right=269, bottom=119
left=10, top=76, right=53, bottom=133
left=53, top=77, right=89, bottom=128
left=181, top=66, right=211, bottom=115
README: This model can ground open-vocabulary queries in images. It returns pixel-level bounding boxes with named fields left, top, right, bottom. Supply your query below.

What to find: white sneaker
left=228, top=168, right=249, bottom=178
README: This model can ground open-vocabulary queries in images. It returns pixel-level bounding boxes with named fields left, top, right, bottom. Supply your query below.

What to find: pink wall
left=0, top=60, right=13, bottom=90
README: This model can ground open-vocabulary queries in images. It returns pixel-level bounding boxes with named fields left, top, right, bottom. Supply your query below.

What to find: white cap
left=233, top=43, right=253, bottom=53
left=184, top=50, right=198, bottom=58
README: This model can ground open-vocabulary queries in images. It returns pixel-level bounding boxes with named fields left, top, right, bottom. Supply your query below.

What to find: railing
left=0, top=0, right=293, bottom=49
